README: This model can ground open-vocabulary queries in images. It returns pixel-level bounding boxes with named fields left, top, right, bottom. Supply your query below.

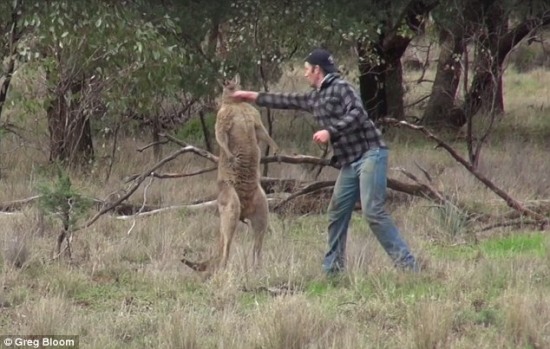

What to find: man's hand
left=313, top=129, right=330, bottom=144
left=231, top=90, right=259, bottom=102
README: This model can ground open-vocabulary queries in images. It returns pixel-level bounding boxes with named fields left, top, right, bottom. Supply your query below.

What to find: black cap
left=305, top=48, right=338, bottom=74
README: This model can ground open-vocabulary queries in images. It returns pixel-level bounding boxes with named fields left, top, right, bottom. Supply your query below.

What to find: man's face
left=304, top=62, right=321, bottom=88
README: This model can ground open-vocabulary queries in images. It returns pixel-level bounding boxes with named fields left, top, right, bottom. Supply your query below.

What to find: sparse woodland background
left=1, top=1, right=550, bottom=348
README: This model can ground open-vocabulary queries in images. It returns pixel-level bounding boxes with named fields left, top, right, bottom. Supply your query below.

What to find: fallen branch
left=261, top=177, right=304, bottom=194
left=140, top=134, right=454, bottom=203
left=273, top=180, right=335, bottom=211
left=117, top=201, right=216, bottom=220
left=474, top=219, right=547, bottom=233
left=74, top=146, right=196, bottom=232
left=161, top=133, right=219, bottom=163
left=382, top=118, right=549, bottom=224
left=137, top=139, right=169, bottom=152
left=115, top=196, right=286, bottom=220
left=261, top=154, right=331, bottom=166
left=125, top=166, right=217, bottom=182
left=126, top=176, right=154, bottom=235
left=0, top=195, right=41, bottom=211
left=393, top=167, right=447, bottom=204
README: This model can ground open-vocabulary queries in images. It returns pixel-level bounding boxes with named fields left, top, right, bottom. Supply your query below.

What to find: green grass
left=429, top=232, right=547, bottom=260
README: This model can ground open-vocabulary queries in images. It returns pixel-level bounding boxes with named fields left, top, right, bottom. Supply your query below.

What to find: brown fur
left=181, top=74, right=279, bottom=273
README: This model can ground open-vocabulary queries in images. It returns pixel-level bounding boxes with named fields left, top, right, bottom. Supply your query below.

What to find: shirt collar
left=318, top=73, right=338, bottom=90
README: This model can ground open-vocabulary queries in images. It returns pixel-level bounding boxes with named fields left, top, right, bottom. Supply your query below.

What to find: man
left=232, top=48, right=418, bottom=274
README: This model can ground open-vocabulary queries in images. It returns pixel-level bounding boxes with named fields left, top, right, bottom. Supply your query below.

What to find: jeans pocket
left=352, top=148, right=380, bottom=175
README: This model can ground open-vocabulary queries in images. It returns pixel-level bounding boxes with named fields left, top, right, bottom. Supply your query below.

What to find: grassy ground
left=0, top=66, right=549, bottom=348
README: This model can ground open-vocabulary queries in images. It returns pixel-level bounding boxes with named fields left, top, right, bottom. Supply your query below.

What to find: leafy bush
left=175, top=112, right=216, bottom=144
left=36, top=165, right=92, bottom=231
left=508, top=41, right=550, bottom=72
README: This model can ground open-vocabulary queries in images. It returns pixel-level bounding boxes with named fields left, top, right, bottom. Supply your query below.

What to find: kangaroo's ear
left=232, top=73, right=240, bottom=87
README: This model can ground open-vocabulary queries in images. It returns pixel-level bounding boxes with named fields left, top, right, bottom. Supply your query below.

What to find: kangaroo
left=182, top=74, right=279, bottom=272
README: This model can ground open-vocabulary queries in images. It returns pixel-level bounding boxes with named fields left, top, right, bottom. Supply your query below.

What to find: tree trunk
left=357, top=0, right=436, bottom=122
left=152, top=114, right=162, bottom=161
left=198, top=109, right=212, bottom=152
left=464, top=4, right=507, bottom=119
left=0, top=0, right=21, bottom=121
left=358, top=55, right=387, bottom=122
left=422, top=27, right=464, bottom=128
left=0, top=0, right=23, bottom=179
left=47, top=79, right=94, bottom=167
left=385, top=57, right=405, bottom=120
left=460, top=2, right=550, bottom=120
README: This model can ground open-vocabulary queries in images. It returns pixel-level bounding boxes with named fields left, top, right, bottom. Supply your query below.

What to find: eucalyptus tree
left=20, top=0, right=186, bottom=167
left=421, top=0, right=480, bottom=128
left=463, top=1, right=550, bottom=119
left=307, top=1, right=437, bottom=122
left=0, top=0, right=24, bottom=121
left=0, top=0, right=26, bottom=179
left=423, top=0, right=550, bottom=128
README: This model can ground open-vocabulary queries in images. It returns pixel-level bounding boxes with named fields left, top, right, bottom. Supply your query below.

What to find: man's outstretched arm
left=232, top=90, right=313, bottom=112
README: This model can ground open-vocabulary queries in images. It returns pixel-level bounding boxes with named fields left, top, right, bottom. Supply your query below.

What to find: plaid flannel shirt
left=256, top=73, right=386, bottom=167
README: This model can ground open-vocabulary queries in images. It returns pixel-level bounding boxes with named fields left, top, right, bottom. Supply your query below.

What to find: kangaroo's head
left=221, top=74, right=241, bottom=102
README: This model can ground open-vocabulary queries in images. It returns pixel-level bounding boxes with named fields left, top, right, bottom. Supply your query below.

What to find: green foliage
left=508, top=41, right=550, bottom=72
left=192, top=0, right=331, bottom=89
left=175, top=113, right=216, bottom=144
left=431, top=202, right=470, bottom=238
left=429, top=233, right=548, bottom=260
left=17, top=1, right=188, bottom=128
left=455, top=306, right=500, bottom=328
left=36, top=165, right=92, bottom=230
left=481, top=233, right=546, bottom=258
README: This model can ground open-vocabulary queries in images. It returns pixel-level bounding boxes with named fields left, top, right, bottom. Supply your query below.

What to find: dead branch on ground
left=474, top=219, right=547, bottom=234
left=73, top=145, right=201, bottom=232
left=273, top=180, right=335, bottom=212
left=3, top=127, right=548, bottom=235
left=0, top=195, right=41, bottom=211
left=381, top=117, right=549, bottom=225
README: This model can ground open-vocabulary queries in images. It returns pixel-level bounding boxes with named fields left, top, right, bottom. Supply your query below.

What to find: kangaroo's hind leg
left=246, top=186, right=270, bottom=268
left=217, top=183, right=241, bottom=269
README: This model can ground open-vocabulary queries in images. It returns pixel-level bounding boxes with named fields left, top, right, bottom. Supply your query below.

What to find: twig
left=391, top=167, right=449, bottom=206
left=125, top=166, right=217, bottom=182
left=116, top=197, right=283, bottom=220
left=161, top=133, right=219, bottom=163
left=273, top=181, right=335, bottom=211
left=127, top=177, right=154, bottom=235
left=51, top=243, right=69, bottom=261
left=414, top=161, right=433, bottom=183
left=404, top=94, right=431, bottom=109
left=137, top=139, right=169, bottom=152
left=117, top=200, right=217, bottom=220
left=104, top=122, right=120, bottom=183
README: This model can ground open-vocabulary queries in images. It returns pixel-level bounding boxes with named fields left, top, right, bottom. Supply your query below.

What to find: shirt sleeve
left=256, top=91, right=314, bottom=112
left=326, top=83, right=367, bottom=141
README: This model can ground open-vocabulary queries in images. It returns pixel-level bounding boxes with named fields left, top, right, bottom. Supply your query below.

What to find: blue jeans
left=323, top=148, right=418, bottom=273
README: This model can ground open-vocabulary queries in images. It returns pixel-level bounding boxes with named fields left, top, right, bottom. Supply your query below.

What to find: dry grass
left=0, top=66, right=549, bottom=348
